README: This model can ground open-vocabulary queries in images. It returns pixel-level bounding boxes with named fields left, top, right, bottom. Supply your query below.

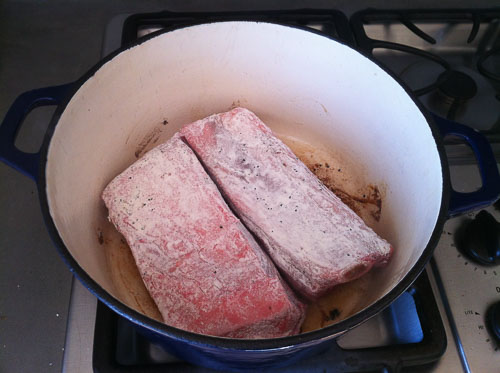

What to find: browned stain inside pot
left=228, top=99, right=248, bottom=111
left=97, top=228, right=104, bottom=245
left=135, top=127, right=162, bottom=159
left=304, top=160, right=382, bottom=223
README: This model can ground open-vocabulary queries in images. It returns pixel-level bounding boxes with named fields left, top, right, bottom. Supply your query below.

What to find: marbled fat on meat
left=102, top=135, right=305, bottom=338
left=181, top=108, right=393, bottom=300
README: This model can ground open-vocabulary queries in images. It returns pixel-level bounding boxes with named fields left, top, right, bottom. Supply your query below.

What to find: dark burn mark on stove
left=135, top=127, right=162, bottom=158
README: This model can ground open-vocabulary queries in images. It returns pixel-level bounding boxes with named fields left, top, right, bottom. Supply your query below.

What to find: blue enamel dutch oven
left=1, top=21, right=499, bottom=371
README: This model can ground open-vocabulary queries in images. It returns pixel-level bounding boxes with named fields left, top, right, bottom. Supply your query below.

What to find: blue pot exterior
left=133, top=321, right=335, bottom=371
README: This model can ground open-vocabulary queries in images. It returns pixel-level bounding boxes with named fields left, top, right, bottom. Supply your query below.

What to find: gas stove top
left=62, top=8, right=500, bottom=373
left=350, top=8, right=500, bottom=164
left=91, top=271, right=445, bottom=372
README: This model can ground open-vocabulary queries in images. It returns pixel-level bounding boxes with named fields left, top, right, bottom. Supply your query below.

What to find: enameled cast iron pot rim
left=36, top=20, right=451, bottom=351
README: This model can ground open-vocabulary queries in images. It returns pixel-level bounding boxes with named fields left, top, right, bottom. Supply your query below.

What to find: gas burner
left=438, top=70, right=478, bottom=103
left=350, top=8, right=500, bottom=160
left=437, top=70, right=478, bottom=120
left=401, top=62, right=499, bottom=131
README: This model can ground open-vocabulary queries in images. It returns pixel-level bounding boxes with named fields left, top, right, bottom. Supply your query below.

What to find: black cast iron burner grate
left=351, top=9, right=500, bottom=91
left=120, top=9, right=355, bottom=48
left=350, top=8, right=500, bottom=132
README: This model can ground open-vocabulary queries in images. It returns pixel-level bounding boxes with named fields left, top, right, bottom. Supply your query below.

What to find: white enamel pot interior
left=41, top=22, right=447, bottom=357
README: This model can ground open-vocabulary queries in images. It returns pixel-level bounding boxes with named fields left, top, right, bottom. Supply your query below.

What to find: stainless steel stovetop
left=61, top=9, right=500, bottom=373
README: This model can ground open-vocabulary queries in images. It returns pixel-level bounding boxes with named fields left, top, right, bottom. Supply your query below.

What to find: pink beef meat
left=102, top=135, right=304, bottom=338
left=181, top=108, right=393, bottom=300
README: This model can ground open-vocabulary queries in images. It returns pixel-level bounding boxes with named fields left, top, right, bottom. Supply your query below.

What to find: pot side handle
left=432, top=113, right=500, bottom=217
left=0, top=84, right=72, bottom=181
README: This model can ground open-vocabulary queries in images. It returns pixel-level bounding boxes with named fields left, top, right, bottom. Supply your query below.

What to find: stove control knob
left=458, top=210, right=500, bottom=265
left=487, top=302, right=500, bottom=343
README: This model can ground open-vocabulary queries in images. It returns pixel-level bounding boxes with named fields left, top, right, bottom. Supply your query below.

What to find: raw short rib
left=181, top=108, right=393, bottom=300
left=102, top=135, right=304, bottom=338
